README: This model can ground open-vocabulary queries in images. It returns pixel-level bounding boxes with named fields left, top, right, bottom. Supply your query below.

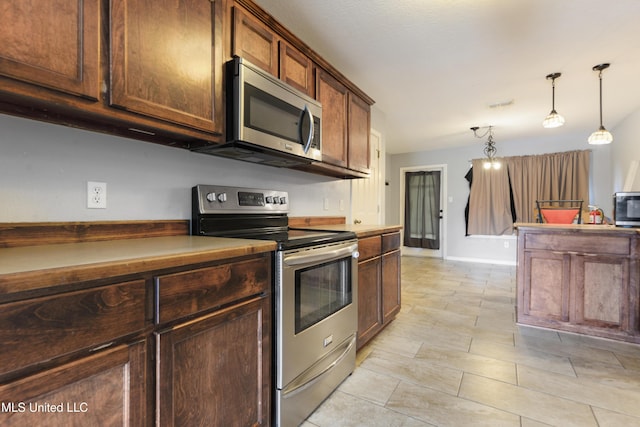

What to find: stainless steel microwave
left=193, top=56, right=322, bottom=167
left=614, top=192, right=640, bottom=227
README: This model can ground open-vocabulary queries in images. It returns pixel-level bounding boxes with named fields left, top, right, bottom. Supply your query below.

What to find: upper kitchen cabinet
left=0, top=0, right=100, bottom=100
left=348, top=93, right=371, bottom=174
left=315, top=70, right=371, bottom=176
left=110, top=0, right=223, bottom=134
left=317, top=69, right=348, bottom=169
left=231, top=5, right=279, bottom=76
left=231, top=3, right=314, bottom=97
left=279, top=41, right=314, bottom=98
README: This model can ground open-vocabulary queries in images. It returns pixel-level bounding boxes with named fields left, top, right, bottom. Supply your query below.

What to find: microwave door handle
left=299, top=104, right=314, bottom=154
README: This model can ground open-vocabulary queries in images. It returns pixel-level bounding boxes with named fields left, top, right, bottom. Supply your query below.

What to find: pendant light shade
left=588, top=63, right=613, bottom=145
left=542, top=72, right=565, bottom=128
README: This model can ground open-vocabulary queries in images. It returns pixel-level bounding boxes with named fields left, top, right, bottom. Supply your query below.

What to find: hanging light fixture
left=542, top=72, right=565, bottom=128
left=588, top=63, right=613, bottom=145
left=471, top=126, right=501, bottom=169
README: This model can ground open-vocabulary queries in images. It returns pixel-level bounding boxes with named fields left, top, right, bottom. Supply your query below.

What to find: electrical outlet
left=87, top=181, right=107, bottom=209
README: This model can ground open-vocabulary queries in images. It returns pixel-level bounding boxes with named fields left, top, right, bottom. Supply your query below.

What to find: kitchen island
left=516, top=223, right=640, bottom=344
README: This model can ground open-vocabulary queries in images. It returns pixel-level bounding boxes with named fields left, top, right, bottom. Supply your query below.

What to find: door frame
left=399, top=164, right=447, bottom=259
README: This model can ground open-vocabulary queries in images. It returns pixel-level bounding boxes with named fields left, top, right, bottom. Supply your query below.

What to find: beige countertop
left=296, top=224, right=402, bottom=238
left=0, top=236, right=276, bottom=300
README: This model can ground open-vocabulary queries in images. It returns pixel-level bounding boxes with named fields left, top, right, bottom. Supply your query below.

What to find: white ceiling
left=253, top=0, right=640, bottom=154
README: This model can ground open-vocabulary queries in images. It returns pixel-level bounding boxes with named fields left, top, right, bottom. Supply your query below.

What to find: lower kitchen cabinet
left=154, top=253, right=272, bottom=426
left=0, top=341, right=147, bottom=427
left=156, top=295, right=271, bottom=427
left=517, top=225, right=640, bottom=343
left=357, top=231, right=401, bottom=349
left=0, top=244, right=273, bottom=427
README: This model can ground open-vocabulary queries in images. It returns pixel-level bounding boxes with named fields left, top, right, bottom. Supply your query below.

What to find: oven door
left=276, top=239, right=358, bottom=387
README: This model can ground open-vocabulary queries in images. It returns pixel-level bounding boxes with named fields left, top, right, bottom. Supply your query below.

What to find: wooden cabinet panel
left=280, top=41, right=314, bottom=97
left=524, top=233, right=630, bottom=255
left=348, top=93, right=371, bottom=173
left=110, top=0, right=222, bottom=132
left=382, top=232, right=401, bottom=253
left=574, top=256, right=629, bottom=329
left=155, top=255, right=270, bottom=324
left=0, top=342, right=146, bottom=427
left=357, top=256, right=382, bottom=348
left=232, top=6, right=279, bottom=76
left=317, top=69, right=348, bottom=168
left=358, top=236, right=382, bottom=261
left=382, top=250, right=401, bottom=323
left=157, top=296, right=271, bottom=427
left=0, top=0, right=100, bottom=99
left=521, top=251, right=568, bottom=322
left=0, top=280, right=147, bottom=378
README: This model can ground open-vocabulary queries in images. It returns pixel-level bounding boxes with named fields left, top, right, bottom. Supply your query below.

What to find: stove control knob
left=206, top=192, right=216, bottom=203
left=217, top=193, right=227, bottom=203
left=266, top=196, right=274, bottom=204
left=279, top=196, right=287, bottom=205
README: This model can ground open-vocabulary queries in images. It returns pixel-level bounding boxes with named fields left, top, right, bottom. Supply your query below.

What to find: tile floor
left=302, top=256, right=640, bottom=427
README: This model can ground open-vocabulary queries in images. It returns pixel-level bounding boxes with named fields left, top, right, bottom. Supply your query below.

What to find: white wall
left=0, top=114, right=351, bottom=222
left=612, top=108, right=640, bottom=192
left=387, top=127, right=617, bottom=265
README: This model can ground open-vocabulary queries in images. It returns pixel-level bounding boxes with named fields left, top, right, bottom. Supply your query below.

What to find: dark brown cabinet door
left=279, top=41, right=314, bottom=97
left=317, top=69, right=348, bottom=168
left=348, top=93, right=371, bottom=173
left=0, top=342, right=147, bottom=427
left=357, top=256, right=382, bottom=349
left=157, top=295, right=271, bottom=427
left=232, top=6, right=279, bottom=76
left=0, top=0, right=100, bottom=99
left=382, top=250, right=401, bottom=323
left=110, top=0, right=222, bottom=133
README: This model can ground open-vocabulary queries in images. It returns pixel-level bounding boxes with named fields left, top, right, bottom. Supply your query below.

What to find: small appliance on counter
left=587, top=205, right=604, bottom=224
left=614, top=192, right=640, bottom=227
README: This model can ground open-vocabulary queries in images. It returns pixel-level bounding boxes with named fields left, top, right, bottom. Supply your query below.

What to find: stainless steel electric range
left=192, top=185, right=359, bottom=427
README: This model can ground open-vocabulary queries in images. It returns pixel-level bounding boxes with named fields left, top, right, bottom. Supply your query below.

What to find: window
left=467, top=150, right=590, bottom=235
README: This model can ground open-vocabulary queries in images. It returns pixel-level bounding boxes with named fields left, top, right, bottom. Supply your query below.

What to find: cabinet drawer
left=155, top=255, right=271, bottom=324
left=358, top=236, right=381, bottom=261
left=382, top=232, right=401, bottom=253
left=0, top=280, right=146, bottom=377
left=524, top=233, right=631, bottom=256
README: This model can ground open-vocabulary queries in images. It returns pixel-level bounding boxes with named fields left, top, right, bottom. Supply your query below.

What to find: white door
left=351, top=129, right=383, bottom=224
left=400, top=164, right=447, bottom=258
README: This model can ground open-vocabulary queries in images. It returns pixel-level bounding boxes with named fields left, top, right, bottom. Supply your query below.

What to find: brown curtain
left=467, top=150, right=590, bottom=235
left=467, top=159, right=514, bottom=235
left=507, top=150, right=590, bottom=223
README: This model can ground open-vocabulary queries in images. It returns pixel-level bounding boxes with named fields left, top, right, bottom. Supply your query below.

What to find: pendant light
left=588, top=63, right=613, bottom=145
left=471, top=126, right=501, bottom=169
left=542, top=72, right=565, bottom=128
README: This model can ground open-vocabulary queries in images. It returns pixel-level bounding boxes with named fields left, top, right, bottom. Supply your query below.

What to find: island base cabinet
left=517, top=226, right=640, bottom=344
left=0, top=342, right=147, bottom=427
left=156, top=295, right=271, bottom=427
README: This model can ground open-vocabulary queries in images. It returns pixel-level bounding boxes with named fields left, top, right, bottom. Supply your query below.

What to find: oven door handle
left=283, top=244, right=359, bottom=266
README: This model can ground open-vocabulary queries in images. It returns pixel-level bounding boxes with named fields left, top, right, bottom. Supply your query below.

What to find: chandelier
left=471, top=126, right=500, bottom=170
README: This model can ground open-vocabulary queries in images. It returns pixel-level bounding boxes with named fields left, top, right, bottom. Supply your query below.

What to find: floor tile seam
left=459, top=371, right=600, bottom=426
left=515, top=364, right=640, bottom=415
left=468, top=345, right=575, bottom=376
left=513, top=341, right=621, bottom=366
left=340, top=380, right=441, bottom=426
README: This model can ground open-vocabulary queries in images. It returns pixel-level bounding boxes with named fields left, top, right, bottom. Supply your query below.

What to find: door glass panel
left=295, top=257, right=352, bottom=334
left=245, top=83, right=301, bottom=143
